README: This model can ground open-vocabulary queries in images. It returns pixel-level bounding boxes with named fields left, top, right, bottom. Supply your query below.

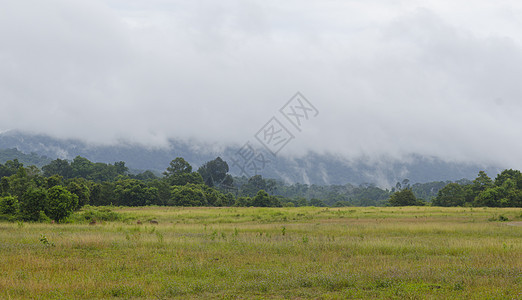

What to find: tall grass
left=0, top=206, right=520, bottom=299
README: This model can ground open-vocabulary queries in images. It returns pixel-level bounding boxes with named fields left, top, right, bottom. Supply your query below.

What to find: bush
left=488, top=214, right=509, bottom=222
left=0, top=196, right=18, bottom=215
left=68, top=206, right=122, bottom=223
left=388, top=189, right=423, bottom=206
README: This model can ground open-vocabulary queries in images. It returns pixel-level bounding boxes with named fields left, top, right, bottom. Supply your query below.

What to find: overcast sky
left=1, top=0, right=522, bottom=168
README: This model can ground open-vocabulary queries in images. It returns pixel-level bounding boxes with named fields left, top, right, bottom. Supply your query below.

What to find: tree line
left=0, top=156, right=291, bottom=222
left=388, top=170, right=522, bottom=207
left=1, top=154, right=520, bottom=222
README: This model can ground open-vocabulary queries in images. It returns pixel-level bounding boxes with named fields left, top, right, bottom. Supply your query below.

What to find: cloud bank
left=1, top=0, right=522, bottom=168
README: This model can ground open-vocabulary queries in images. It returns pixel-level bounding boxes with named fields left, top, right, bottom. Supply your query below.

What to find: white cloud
left=1, top=0, right=522, bottom=168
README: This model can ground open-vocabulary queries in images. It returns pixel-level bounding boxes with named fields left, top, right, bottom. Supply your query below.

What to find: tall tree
left=472, top=171, right=494, bottom=196
left=114, top=161, right=129, bottom=175
left=433, top=183, right=466, bottom=207
left=164, top=157, right=192, bottom=177
left=494, top=169, right=522, bottom=189
left=197, top=157, right=231, bottom=187
left=70, top=156, right=94, bottom=179
left=42, top=159, right=73, bottom=179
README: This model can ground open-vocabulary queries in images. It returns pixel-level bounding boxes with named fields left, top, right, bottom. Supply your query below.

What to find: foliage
left=46, top=186, right=79, bottom=222
left=197, top=157, right=233, bottom=188
left=164, top=157, right=192, bottom=177
left=1, top=152, right=520, bottom=223
left=69, top=206, right=122, bottom=223
left=168, top=172, right=204, bottom=186
left=170, top=184, right=207, bottom=206
left=42, top=158, right=73, bottom=178
left=20, top=188, right=48, bottom=221
left=0, top=148, right=52, bottom=168
left=66, top=178, right=90, bottom=207
left=433, top=183, right=466, bottom=207
left=252, top=190, right=271, bottom=207
left=0, top=195, right=18, bottom=215
left=388, top=189, right=422, bottom=206
left=113, top=179, right=159, bottom=206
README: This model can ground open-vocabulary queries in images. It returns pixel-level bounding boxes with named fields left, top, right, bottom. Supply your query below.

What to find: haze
left=1, top=0, right=522, bottom=169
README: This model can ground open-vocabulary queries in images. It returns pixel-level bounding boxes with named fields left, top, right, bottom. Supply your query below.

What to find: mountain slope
left=0, top=131, right=501, bottom=186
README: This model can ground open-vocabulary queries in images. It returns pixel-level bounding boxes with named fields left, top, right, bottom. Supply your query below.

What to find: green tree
left=252, top=190, right=271, bottom=207
left=113, top=179, right=159, bottom=206
left=310, top=198, right=326, bottom=207
left=89, top=182, right=115, bottom=206
left=4, top=159, right=23, bottom=175
left=42, top=159, right=73, bottom=179
left=46, top=175, right=63, bottom=189
left=472, top=171, right=494, bottom=196
left=240, top=175, right=267, bottom=197
left=132, top=170, right=158, bottom=181
left=197, top=157, right=231, bottom=187
left=0, top=177, right=10, bottom=196
left=433, top=183, right=466, bottom=207
left=164, top=157, right=192, bottom=177
left=46, top=186, right=79, bottom=222
left=114, top=161, right=128, bottom=175
left=67, top=178, right=91, bottom=207
left=495, top=169, right=522, bottom=189
left=0, top=196, right=18, bottom=215
left=388, top=189, right=418, bottom=206
left=234, top=196, right=252, bottom=207
left=8, top=167, right=32, bottom=199
left=170, top=184, right=207, bottom=206
left=475, top=178, right=522, bottom=207
left=20, top=188, right=48, bottom=221
left=475, top=186, right=502, bottom=207
left=168, top=172, right=204, bottom=186
left=498, top=179, right=522, bottom=207
left=70, top=156, right=94, bottom=179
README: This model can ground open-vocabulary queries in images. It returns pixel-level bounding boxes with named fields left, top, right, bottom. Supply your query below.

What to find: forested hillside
left=0, top=131, right=501, bottom=186
left=0, top=148, right=52, bottom=167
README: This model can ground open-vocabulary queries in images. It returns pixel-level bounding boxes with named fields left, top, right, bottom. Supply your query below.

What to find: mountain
left=0, top=148, right=53, bottom=167
left=0, top=130, right=501, bottom=186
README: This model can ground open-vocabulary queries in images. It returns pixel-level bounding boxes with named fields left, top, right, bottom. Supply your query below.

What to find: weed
left=39, top=234, right=55, bottom=247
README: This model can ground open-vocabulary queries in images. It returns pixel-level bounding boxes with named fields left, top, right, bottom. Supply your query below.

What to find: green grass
left=1, top=206, right=521, bottom=299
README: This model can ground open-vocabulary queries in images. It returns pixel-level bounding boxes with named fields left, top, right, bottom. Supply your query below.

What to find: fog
left=1, top=0, right=522, bottom=169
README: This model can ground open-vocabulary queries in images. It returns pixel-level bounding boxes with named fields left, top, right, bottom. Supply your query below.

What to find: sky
left=1, top=0, right=522, bottom=168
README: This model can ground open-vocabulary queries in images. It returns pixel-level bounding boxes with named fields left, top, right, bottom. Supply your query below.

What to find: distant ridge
left=0, top=148, right=52, bottom=167
left=0, top=130, right=501, bottom=187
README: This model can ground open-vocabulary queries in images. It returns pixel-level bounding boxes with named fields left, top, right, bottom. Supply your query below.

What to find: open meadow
left=0, top=206, right=521, bottom=299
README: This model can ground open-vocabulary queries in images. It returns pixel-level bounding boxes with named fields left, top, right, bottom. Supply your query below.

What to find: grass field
left=0, top=206, right=521, bottom=299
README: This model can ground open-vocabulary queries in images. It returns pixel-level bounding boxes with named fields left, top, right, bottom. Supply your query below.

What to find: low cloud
left=1, top=0, right=522, bottom=169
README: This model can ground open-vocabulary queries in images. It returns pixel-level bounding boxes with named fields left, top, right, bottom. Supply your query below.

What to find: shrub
left=0, top=196, right=18, bottom=215
left=388, top=189, right=419, bottom=206
left=69, top=206, right=122, bottom=223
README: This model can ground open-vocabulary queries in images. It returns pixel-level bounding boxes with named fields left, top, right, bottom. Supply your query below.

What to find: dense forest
left=0, top=151, right=520, bottom=222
